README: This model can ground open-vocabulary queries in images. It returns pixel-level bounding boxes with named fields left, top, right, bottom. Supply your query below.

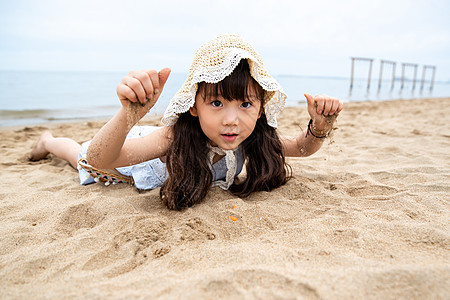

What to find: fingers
left=322, top=97, right=336, bottom=115
left=117, top=69, right=168, bottom=105
left=304, top=93, right=315, bottom=107
left=336, top=101, right=344, bottom=114
left=120, top=75, right=148, bottom=104
left=315, top=96, right=325, bottom=115
left=325, top=96, right=343, bottom=115
left=305, top=94, right=343, bottom=116
left=158, top=68, right=171, bottom=89
left=146, top=69, right=160, bottom=95
left=117, top=84, right=138, bottom=103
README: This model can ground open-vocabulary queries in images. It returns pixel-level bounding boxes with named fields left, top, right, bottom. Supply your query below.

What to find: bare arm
left=87, top=68, right=171, bottom=169
left=87, top=113, right=172, bottom=168
left=281, top=128, right=326, bottom=157
left=282, top=93, right=343, bottom=157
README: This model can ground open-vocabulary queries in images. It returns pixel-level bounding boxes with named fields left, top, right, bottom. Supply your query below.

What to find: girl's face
left=190, top=87, right=262, bottom=150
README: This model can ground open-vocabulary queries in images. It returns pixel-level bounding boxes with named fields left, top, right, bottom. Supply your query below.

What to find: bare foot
left=29, top=131, right=53, bottom=161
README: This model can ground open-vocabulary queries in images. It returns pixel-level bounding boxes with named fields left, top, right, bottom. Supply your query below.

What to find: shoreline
left=1, top=96, right=449, bottom=130
left=1, top=97, right=449, bottom=298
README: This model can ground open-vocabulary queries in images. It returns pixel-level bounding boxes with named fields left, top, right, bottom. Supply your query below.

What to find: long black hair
left=160, top=59, right=291, bottom=210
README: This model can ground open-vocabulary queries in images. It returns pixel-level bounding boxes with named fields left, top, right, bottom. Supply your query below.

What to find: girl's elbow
left=85, top=152, right=97, bottom=167
left=86, top=148, right=104, bottom=168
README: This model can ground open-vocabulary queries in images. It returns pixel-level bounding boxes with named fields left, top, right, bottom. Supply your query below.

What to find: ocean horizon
left=1, top=70, right=449, bottom=127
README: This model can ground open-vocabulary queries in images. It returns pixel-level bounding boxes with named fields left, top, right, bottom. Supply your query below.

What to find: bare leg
left=30, top=131, right=82, bottom=169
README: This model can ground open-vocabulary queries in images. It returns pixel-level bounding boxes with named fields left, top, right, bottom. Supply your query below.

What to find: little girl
left=30, top=34, right=343, bottom=210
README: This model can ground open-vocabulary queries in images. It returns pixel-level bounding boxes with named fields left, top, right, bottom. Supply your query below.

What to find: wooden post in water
left=420, top=65, right=427, bottom=93
left=400, top=63, right=418, bottom=91
left=420, top=65, right=437, bottom=93
left=350, top=57, right=355, bottom=94
left=349, top=57, right=375, bottom=96
left=378, top=60, right=396, bottom=93
left=367, top=59, right=374, bottom=93
left=401, top=64, right=405, bottom=90
left=390, top=62, right=396, bottom=91
left=430, top=66, right=436, bottom=92
left=412, top=64, right=418, bottom=91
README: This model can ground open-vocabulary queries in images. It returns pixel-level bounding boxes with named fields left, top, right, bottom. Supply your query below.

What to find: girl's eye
left=241, top=101, right=252, bottom=108
left=211, top=100, right=222, bottom=107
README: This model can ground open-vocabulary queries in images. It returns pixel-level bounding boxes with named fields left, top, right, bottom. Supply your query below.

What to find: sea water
left=0, top=70, right=448, bottom=127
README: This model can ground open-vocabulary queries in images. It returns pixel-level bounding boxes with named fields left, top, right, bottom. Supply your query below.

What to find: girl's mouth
left=221, top=133, right=238, bottom=142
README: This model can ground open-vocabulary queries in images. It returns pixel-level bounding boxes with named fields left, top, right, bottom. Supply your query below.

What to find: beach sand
left=0, top=98, right=449, bottom=299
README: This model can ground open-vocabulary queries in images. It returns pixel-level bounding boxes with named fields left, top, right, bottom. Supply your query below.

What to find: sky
left=1, top=0, right=449, bottom=81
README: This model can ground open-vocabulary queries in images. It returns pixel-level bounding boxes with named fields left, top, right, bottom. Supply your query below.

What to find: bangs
left=197, top=59, right=264, bottom=103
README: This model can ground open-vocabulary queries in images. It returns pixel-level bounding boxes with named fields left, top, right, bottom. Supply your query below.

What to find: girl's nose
left=222, top=107, right=239, bottom=126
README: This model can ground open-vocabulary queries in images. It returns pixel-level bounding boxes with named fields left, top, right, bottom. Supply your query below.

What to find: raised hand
left=116, top=68, right=171, bottom=119
left=304, top=93, right=343, bottom=132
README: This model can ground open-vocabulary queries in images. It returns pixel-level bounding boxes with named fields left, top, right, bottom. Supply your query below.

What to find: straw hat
left=161, top=34, right=287, bottom=128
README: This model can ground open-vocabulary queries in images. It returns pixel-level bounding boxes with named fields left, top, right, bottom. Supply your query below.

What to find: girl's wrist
left=312, top=118, right=331, bottom=132
left=118, top=105, right=142, bottom=128
left=307, top=119, right=331, bottom=139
